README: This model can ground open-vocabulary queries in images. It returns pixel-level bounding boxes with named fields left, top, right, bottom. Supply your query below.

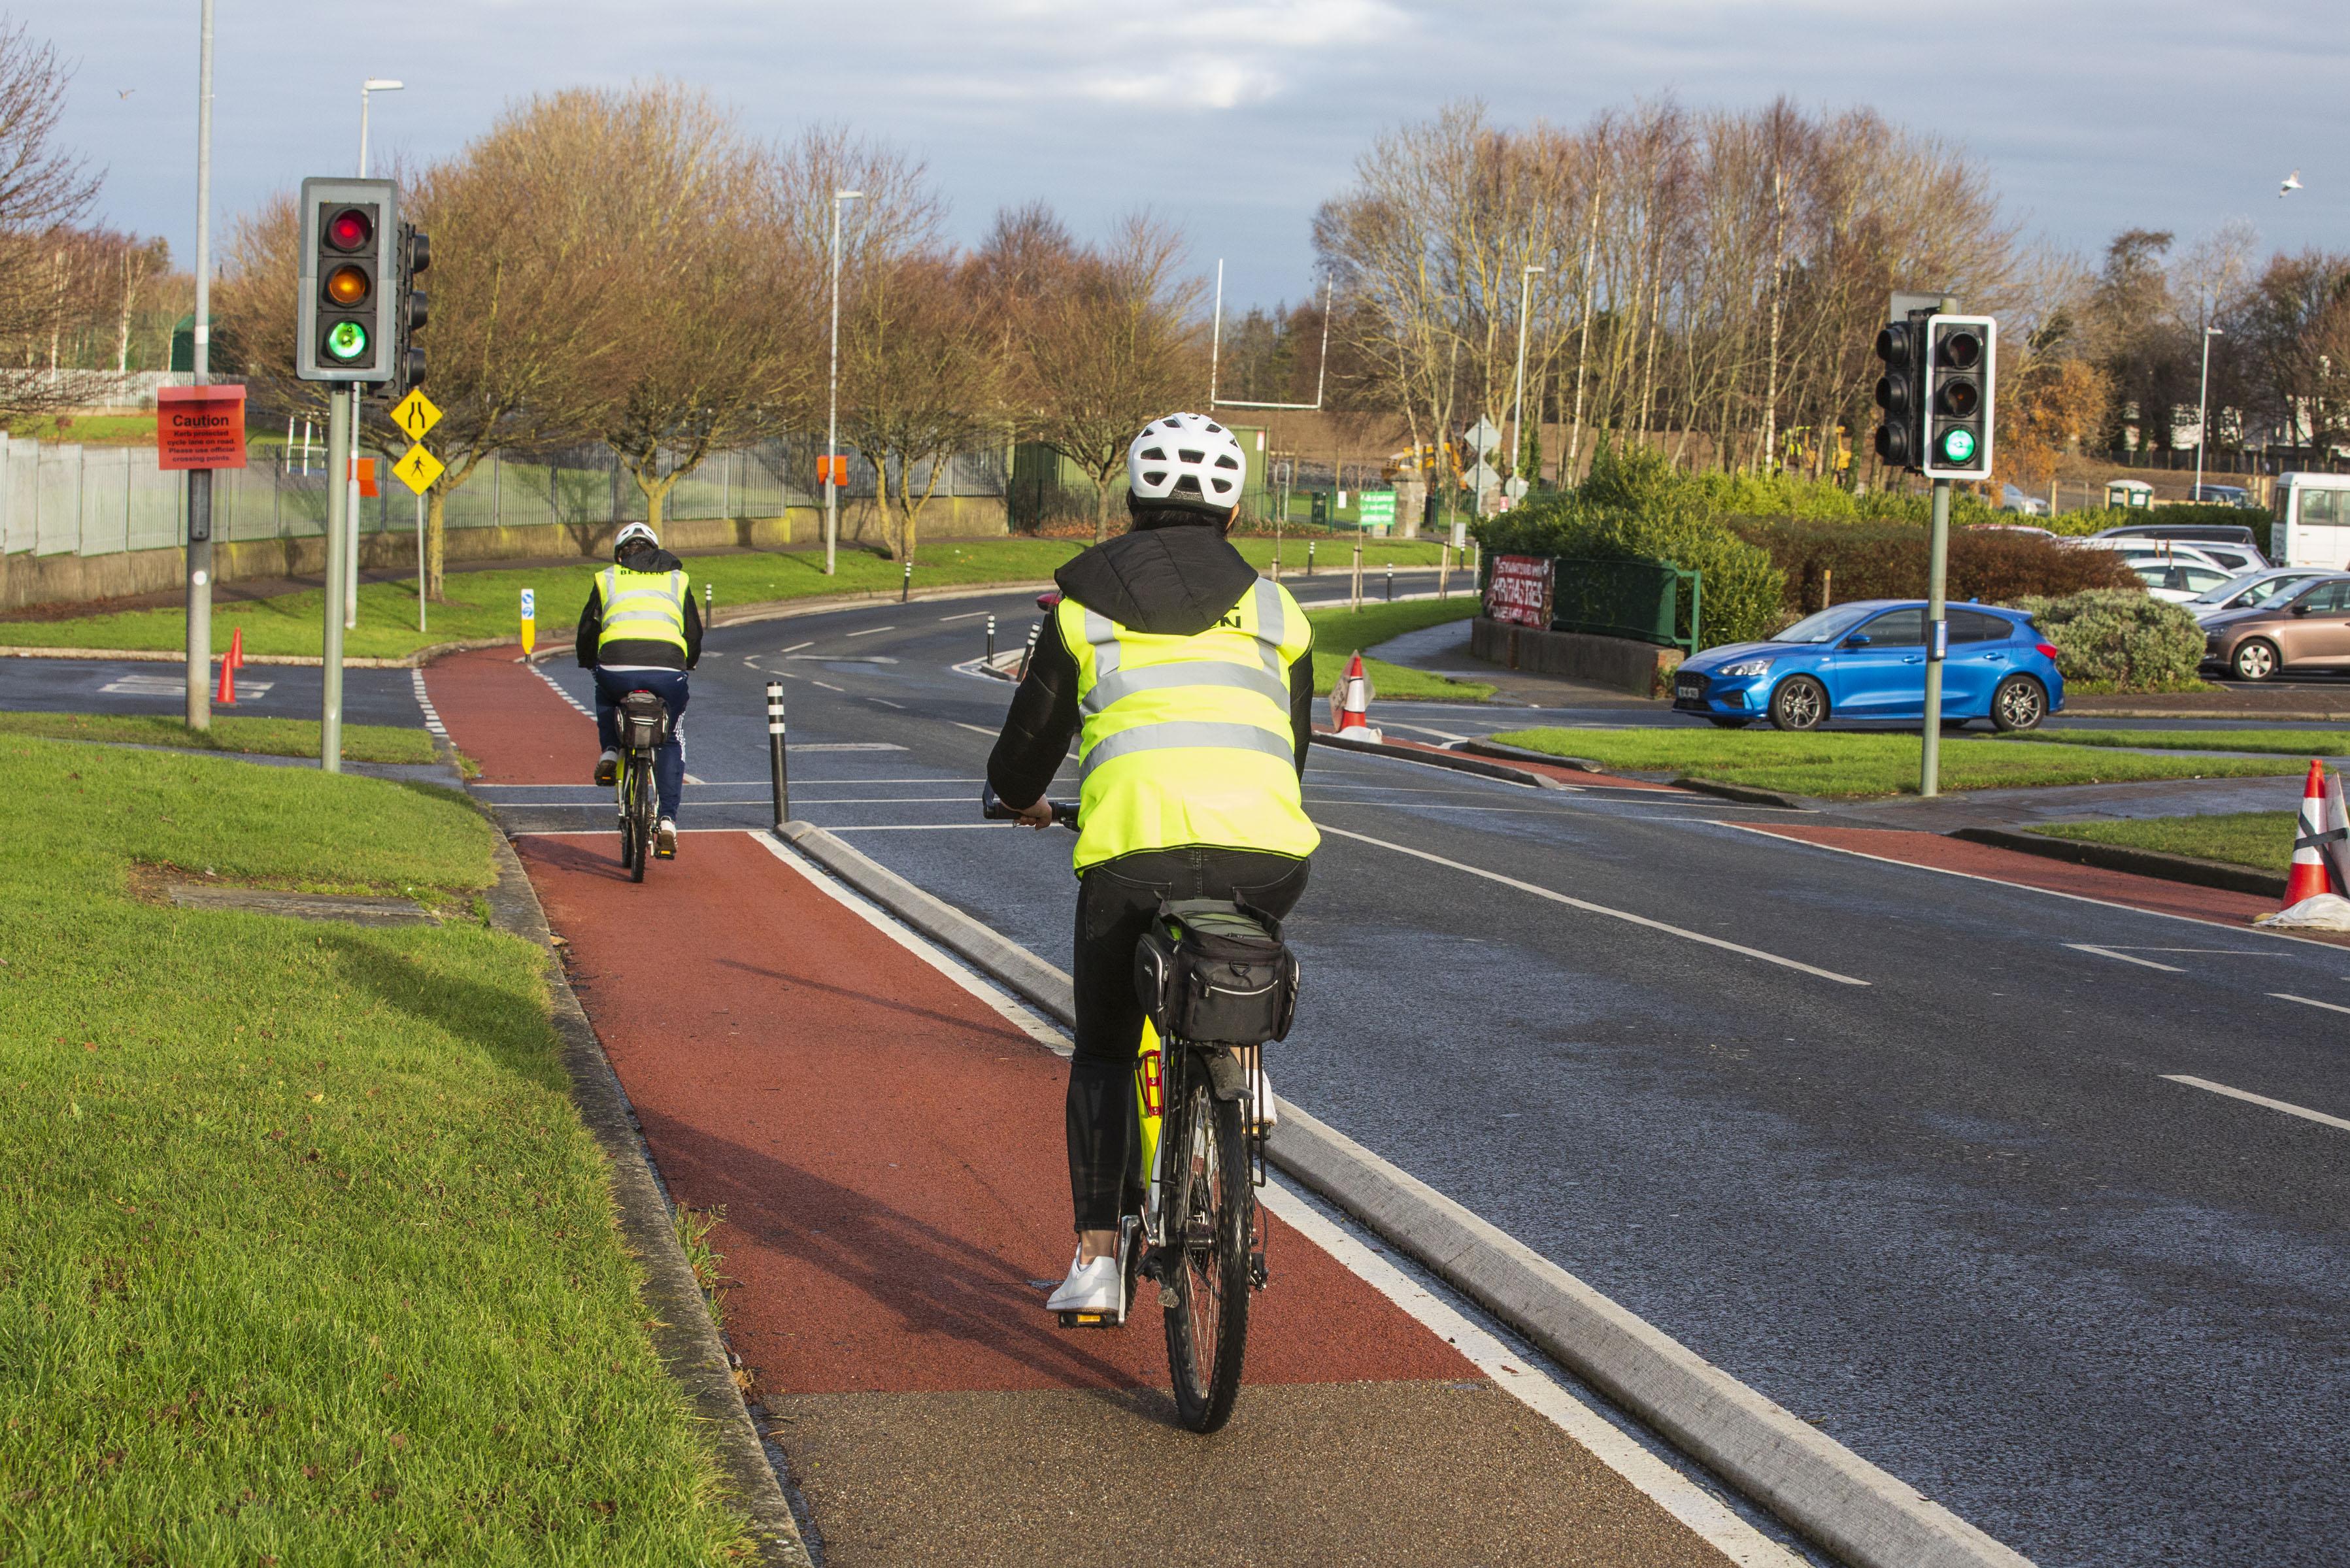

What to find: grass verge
left=1488, top=726, right=2306, bottom=799
left=2019, top=727, right=2350, bottom=758
left=0, top=710, right=443, bottom=766
left=1306, top=597, right=1490, bottom=701
left=2029, top=812, right=2296, bottom=875
left=0, top=738, right=748, bottom=1561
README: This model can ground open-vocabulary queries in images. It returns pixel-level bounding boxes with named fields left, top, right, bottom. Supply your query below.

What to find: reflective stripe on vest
left=597, top=566, right=689, bottom=654
left=1057, top=575, right=1318, bottom=873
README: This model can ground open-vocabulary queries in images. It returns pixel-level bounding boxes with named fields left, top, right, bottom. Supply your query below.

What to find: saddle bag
left=1133, top=899, right=1300, bottom=1046
left=616, top=689, right=671, bottom=750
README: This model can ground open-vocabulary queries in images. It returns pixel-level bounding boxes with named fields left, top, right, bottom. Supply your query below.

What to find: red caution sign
left=156, top=385, right=248, bottom=471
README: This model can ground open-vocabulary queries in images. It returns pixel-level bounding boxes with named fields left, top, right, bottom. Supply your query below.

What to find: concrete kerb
left=1953, top=825, right=2288, bottom=899
left=767, top=819, right=2034, bottom=1568
left=1308, top=729, right=1555, bottom=788
left=0, top=639, right=512, bottom=668
left=480, top=832, right=814, bottom=1567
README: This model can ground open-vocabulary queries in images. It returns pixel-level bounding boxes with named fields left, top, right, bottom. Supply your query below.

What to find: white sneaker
left=655, top=818, right=678, bottom=859
left=1046, top=1250, right=1122, bottom=1314
left=594, top=749, right=619, bottom=786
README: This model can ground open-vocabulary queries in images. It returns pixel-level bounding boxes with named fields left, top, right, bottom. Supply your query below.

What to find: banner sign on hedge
left=1485, top=554, right=1553, bottom=627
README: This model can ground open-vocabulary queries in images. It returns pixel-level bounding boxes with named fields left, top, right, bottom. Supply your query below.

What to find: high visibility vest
left=1057, top=576, right=1319, bottom=874
left=596, top=565, right=690, bottom=656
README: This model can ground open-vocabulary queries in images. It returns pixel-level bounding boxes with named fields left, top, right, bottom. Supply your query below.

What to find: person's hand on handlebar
left=1011, top=795, right=1056, bottom=830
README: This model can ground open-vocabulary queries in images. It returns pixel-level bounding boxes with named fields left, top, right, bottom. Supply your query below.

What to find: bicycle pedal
left=1056, top=1309, right=1121, bottom=1329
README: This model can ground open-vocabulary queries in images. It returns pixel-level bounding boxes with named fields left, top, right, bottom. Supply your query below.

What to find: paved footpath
left=428, top=646, right=1753, bottom=1567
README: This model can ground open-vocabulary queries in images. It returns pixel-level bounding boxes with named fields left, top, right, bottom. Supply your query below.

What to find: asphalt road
left=480, top=584, right=2349, bottom=1568
left=0, top=655, right=428, bottom=729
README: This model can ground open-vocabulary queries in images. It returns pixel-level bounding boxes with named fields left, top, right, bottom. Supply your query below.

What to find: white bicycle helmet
left=1128, top=412, right=1247, bottom=518
left=613, top=522, right=660, bottom=555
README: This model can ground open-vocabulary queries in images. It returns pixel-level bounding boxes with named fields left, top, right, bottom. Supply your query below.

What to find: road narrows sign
left=393, top=442, right=444, bottom=495
left=390, top=388, right=441, bottom=441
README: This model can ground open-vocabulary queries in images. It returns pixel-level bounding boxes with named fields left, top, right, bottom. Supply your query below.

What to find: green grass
left=0, top=738, right=749, bottom=1561
left=1306, top=597, right=1490, bottom=701
left=1489, top=726, right=2306, bottom=799
left=7, top=412, right=161, bottom=445
left=2020, top=727, right=2350, bottom=758
left=0, top=710, right=443, bottom=766
left=2030, top=811, right=2296, bottom=874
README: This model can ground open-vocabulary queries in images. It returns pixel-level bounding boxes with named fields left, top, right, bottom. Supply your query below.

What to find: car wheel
left=2231, top=639, right=2279, bottom=682
left=1990, top=675, right=2047, bottom=732
left=1707, top=716, right=1753, bottom=729
left=1768, top=676, right=1828, bottom=732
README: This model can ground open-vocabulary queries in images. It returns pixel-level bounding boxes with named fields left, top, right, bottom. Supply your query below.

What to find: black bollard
left=765, top=681, right=789, bottom=827
left=901, top=561, right=913, bottom=603
left=1385, top=566, right=1394, bottom=602
left=985, top=612, right=997, bottom=669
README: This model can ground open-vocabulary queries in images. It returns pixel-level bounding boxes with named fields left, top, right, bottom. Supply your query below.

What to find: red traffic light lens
left=325, top=207, right=371, bottom=252
left=326, top=263, right=369, bottom=307
left=1939, top=329, right=1982, bottom=370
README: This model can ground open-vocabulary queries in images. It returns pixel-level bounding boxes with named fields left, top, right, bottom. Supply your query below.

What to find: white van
left=2272, top=473, right=2350, bottom=569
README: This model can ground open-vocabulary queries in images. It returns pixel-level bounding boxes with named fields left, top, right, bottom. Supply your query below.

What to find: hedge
left=1731, top=518, right=2139, bottom=617
left=2013, top=589, right=2207, bottom=691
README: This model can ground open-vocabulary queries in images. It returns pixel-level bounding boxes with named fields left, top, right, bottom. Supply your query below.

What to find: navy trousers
left=594, top=667, right=689, bottom=819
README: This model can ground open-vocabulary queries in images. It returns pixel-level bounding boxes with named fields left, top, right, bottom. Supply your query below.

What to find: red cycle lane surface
left=435, top=649, right=1737, bottom=1564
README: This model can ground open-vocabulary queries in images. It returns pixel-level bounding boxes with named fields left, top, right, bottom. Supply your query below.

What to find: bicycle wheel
left=1160, top=1056, right=1251, bottom=1433
left=627, top=756, right=650, bottom=883
left=616, top=756, right=639, bottom=873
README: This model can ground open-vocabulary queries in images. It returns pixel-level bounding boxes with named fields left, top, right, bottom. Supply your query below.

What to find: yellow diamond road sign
left=393, top=442, right=445, bottom=495
left=390, top=389, right=441, bottom=441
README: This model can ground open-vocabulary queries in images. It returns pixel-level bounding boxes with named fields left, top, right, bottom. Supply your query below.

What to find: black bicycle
left=612, top=689, right=669, bottom=882
left=983, top=786, right=1296, bottom=1432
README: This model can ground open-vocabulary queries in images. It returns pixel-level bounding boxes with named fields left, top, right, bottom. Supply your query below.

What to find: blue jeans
left=594, top=667, right=688, bottom=820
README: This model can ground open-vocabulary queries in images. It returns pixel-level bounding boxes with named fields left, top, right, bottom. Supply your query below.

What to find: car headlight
left=1718, top=658, right=1773, bottom=678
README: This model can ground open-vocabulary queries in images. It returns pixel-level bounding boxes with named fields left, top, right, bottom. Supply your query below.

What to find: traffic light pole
left=1919, top=475, right=1951, bottom=797
left=320, top=388, right=350, bottom=772
left=183, top=0, right=216, bottom=732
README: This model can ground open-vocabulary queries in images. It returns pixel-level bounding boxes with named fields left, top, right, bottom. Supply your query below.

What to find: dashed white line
left=845, top=624, right=896, bottom=638
left=2271, top=992, right=2350, bottom=1017
left=811, top=680, right=845, bottom=692
left=937, top=610, right=992, bottom=623
left=2163, top=1075, right=2350, bottom=1134
left=529, top=665, right=594, bottom=719
left=779, top=641, right=814, bottom=654
left=2066, top=944, right=2184, bottom=972
left=1321, top=825, right=1870, bottom=986
left=870, top=698, right=906, bottom=710
left=409, top=670, right=449, bottom=740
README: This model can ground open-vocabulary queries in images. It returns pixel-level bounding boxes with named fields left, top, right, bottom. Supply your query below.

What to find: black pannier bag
left=616, top=689, right=671, bottom=751
left=1133, top=899, right=1300, bottom=1046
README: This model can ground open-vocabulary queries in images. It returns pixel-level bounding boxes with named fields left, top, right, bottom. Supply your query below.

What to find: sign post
left=158, top=385, right=246, bottom=732
left=390, top=390, right=442, bottom=632
left=519, top=588, right=536, bottom=658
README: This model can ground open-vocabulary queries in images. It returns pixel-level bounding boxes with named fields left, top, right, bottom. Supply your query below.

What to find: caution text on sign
left=393, top=442, right=445, bottom=495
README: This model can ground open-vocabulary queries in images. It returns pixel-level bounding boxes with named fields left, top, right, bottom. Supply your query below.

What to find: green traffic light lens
left=324, top=320, right=369, bottom=362
left=1940, top=427, right=1977, bottom=464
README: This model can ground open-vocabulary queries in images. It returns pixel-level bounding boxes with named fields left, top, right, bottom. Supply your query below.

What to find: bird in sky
left=2280, top=169, right=2303, bottom=198
left=117, top=88, right=133, bottom=99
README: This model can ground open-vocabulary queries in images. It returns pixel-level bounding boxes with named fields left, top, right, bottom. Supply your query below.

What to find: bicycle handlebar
left=980, top=784, right=1079, bottom=830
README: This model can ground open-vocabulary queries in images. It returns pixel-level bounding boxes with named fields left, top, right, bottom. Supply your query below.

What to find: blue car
left=1670, top=599, right=2064, bottom=732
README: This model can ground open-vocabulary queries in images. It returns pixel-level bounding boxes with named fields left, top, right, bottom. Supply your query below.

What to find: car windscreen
left=1772, top=604, right=1879, bottom=644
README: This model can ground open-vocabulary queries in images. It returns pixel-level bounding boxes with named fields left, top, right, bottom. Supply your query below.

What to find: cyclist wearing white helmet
left=577, top=520, right=703, bottom=858
left=986, top=412, right=1318, bottom=1316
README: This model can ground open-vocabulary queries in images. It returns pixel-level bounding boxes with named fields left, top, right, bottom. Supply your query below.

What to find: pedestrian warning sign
left=393, top=442, right=444, bottom=495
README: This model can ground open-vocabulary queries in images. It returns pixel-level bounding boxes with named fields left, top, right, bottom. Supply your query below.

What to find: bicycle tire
left=617, top=755, right=639, bottom=873
left=1160, top=1059, right=1251, bottom=1433
left=628, top=756, right=650, bottom=883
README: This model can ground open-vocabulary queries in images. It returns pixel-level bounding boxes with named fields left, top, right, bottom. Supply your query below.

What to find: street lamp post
left=342, top=78, right=402, bottom=632
left=824, top=189, right=864, bottom=576
left=2196, top=325, right=2224, bottom=499
left=1507, top=265, right=1545, bottom=505
left=184, top=0, right=215, bottom=730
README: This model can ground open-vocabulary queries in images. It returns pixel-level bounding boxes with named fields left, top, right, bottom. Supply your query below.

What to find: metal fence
left=0, top=433, right=1011, bottom=561
left=1539, top=556, right=1704, bottom=652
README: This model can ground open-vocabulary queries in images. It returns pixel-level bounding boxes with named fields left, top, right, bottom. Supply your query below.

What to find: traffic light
left=1872, top=314, right=1925, bottom=470
left=393, top=223, right=429, bottom=393
left=295, top=177, right=399, bottom=384
left=1920, top=314, right=1995, bottom=481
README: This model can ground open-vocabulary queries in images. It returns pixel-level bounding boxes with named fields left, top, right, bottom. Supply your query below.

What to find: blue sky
left=50, top=0, right=2350, bottom=308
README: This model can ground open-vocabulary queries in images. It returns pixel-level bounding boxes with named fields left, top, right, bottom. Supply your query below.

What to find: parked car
left=1970, top=521, right=2058, bottom=540
left=1671, top=599, right=2064, bottom=733
left=2201, top=575, right=2350, bottom=681
left=2184, top=567, right=2336, bottom=623
left=2076, top=539, right=2239, bottom=576
left=2132, top=559, right=2241, bottom=603
left=1998, top=484, right=2050, bottom=516
left=2187, top=484, right=2253, bottom=507
left=2089, top=521, right=2270, bottom=573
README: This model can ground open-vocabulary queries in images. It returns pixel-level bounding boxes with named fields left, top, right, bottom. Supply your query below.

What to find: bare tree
left=997, top=210, right=1203, bottom=540
left=0, top=21, right=100, bottom=417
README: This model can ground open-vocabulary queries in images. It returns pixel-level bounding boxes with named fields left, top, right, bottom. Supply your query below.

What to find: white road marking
left=870, top=698, right=905, bottom=710
left=811, top=680, right=845, bottom=692
left=2066, top=944, right=2185, bottom=972
left=826, top=822, right=1003, bottom=831
left=845, top=624, right=896, bottom=638
left=2162, top=1075, right=2350, bottom=1135
left=683, top=773, right=706, bottom=785
left=105, top=672, right=275, bottom=699
left=953, top=722, right=998, bottom=737
left=529, top=665, right=595, bottom=719
left=410, top=670, right=448, bottom=739
left=1717, top=820, right=2350, bottom=954
left=937, top=610, right=992, bottom=623
left=779, top=641, right=813, bottom=654
left=752, top=828, right=1799, bottom=1566
left=2271, top=992, right=2350, bottom=1017
left=1321, top=825, right=1869, bottom=986
left=1379, top=721, right=1475, bottom=742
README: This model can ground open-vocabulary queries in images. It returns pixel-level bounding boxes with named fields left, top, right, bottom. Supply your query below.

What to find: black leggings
left=1067, top=846, right=1310, bottom=1232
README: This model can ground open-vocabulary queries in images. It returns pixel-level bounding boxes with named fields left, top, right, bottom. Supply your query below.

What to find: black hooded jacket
left=575, top=543, right=703, bottom=670
left=986, top=525, right=1315, bottom=812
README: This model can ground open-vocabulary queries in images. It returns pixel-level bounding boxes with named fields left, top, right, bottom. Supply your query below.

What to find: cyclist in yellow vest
left=987, top=413, right=1317, bottom=1316
left=577, top=522, right=703, bottom=858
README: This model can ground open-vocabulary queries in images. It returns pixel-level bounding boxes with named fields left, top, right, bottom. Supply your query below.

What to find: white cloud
left=977, top=0, right=1415, bottom=110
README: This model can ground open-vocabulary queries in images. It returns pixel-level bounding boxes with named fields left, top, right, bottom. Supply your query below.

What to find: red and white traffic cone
left=1334, top=650, right=1379, bottom=742
left=2282, top=759, right=2334, bottom=908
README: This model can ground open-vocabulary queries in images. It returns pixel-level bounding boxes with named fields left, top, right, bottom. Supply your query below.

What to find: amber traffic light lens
left=326, top=207, right=372, bottom=252
left=1939, top=378, right=1981, bottom=418
left=326, top=263, right=369, bottom=307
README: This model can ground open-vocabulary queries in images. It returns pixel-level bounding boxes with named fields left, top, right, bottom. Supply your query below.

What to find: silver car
left=2184, top=566, right=2335, bottom=624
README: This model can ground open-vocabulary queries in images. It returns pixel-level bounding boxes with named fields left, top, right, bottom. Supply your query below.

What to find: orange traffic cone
left=227, top=626, right=244, bottom=672
left=214, top=650, right=235, bottom=706
left=1334, top=651, right=1379, bottom=742
left=2283, top=759, right=2334, bottom=907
